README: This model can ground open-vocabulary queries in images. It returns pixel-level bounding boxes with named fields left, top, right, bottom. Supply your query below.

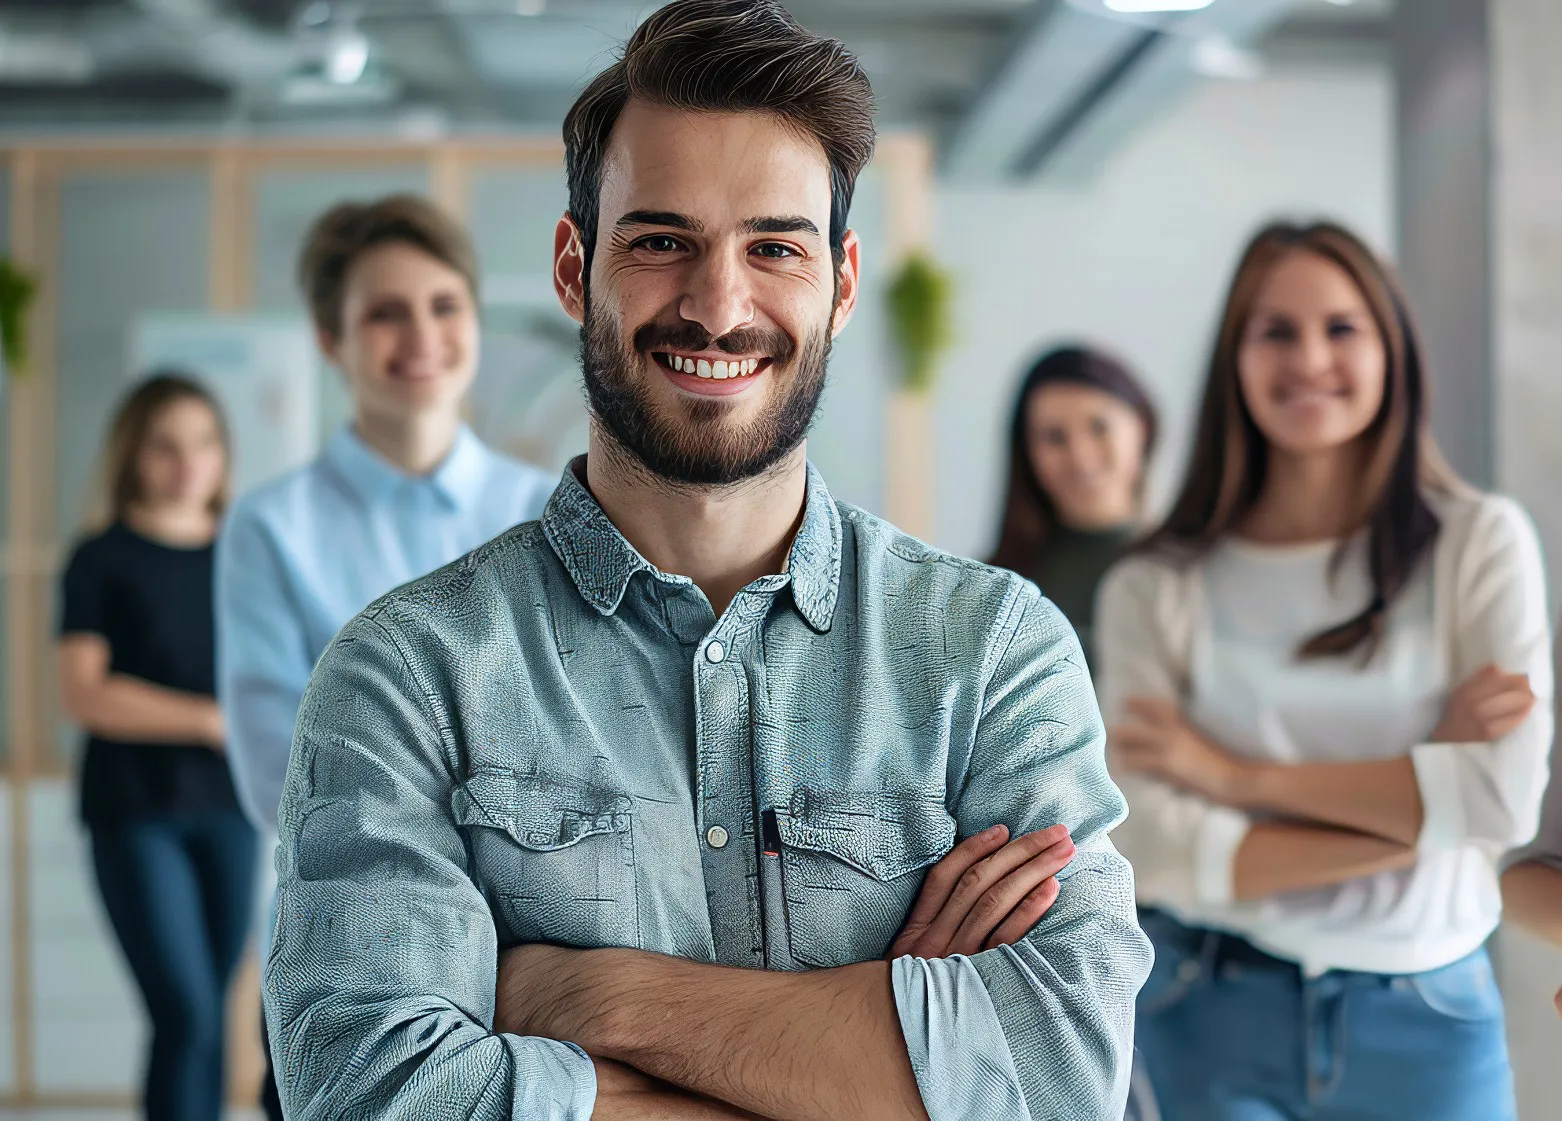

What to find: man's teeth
left=670, top=355, right=761, bottom=379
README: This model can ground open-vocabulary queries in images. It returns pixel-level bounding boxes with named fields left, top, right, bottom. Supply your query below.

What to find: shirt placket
left=692, top=594, right=767, bottom=968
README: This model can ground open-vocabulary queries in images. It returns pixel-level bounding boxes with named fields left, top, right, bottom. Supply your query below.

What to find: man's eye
left=638, top=235, right=684, bottom=253
left=753, top=243, right=798, bottom=259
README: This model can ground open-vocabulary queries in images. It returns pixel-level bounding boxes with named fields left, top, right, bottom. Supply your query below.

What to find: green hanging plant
left=885, top=250, right=953, bottom=394
left=0, top=257, right=38, bottom=375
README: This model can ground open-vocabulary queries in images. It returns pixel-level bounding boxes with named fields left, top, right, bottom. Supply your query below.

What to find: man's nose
left=679, top=247, right=755, bottom=340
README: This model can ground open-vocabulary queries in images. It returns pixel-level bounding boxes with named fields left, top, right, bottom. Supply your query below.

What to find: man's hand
left=1112, top=696, right=1252, bottom=804
left=888, top=822, right=1074, bottom=959
left=1431, top=664, right=1535, bottom=743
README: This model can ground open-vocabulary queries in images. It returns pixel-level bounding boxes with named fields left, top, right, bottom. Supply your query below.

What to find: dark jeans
left=91, top=811, right=258, bottom=1121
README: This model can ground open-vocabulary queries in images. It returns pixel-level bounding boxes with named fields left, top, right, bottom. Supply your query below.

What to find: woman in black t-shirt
left=58, top=373, right=256, bottom=1121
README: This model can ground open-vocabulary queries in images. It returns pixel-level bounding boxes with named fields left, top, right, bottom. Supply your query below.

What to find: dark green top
left=1012, top=525, right=1136, bottom=664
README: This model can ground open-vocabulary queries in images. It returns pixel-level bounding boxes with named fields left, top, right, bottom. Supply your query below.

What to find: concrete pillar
left=1397, top=3, right=1562, bottom=1116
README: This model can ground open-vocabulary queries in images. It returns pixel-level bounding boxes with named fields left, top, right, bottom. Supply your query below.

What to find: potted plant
left=0, top=257, right=38, bottom=376
left=882, top=250, right=952, bottom=539
left=885, top=250, right=952, bottom=394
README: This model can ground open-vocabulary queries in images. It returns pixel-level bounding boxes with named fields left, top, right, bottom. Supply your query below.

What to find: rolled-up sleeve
left=890, top=584, right=1152, bottom=1121
left=265, top=607, right=596, bottom=1120
left=1508, top=628, right=1562, bottom=871
left=216, top=500, right=315, bottom=834
left=1094, top=554, right=1248, bottom=909
left=1415, top=497, right=1552, bottom=856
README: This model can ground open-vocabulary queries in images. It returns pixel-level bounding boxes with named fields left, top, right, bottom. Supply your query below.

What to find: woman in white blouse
left=1096, top=221, right=1551, bottom=1121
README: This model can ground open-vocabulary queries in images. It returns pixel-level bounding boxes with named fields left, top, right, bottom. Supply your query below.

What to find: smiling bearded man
left=262, top=2, right=1149, bottom=1119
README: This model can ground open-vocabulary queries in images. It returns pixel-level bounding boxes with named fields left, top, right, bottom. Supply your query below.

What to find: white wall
left=929, top=63, right=1394, bottom=559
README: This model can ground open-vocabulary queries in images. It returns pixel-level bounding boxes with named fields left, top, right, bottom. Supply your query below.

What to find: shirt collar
left=324, top=424, right=488, bottom=513
left=542, top=458, right=841, bottom=632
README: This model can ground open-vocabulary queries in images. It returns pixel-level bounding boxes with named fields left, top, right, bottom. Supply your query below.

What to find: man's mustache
left=632, top=321, right=796, bottom=365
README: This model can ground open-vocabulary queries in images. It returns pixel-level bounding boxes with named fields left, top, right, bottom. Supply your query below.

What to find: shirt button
left=706, top=825, right=730, bottom=850
left=704, top=640, right=726, bottom=664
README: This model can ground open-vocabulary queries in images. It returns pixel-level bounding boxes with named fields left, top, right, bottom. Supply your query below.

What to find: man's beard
left=580, top=303, right=831, bottom=487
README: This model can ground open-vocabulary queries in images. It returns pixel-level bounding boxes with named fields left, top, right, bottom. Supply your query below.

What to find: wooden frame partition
left=0, top=129, right=932, bottom=1108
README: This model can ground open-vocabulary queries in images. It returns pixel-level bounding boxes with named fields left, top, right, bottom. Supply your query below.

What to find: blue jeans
left=90, top=812, right=257, bottom=1121
left=1136, top=909, right=1516, bottom=1121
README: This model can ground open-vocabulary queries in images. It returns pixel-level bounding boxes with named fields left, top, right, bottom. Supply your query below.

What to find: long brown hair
left=1140, top=221, right=1460, bottom=659
left=989, top=345, right=1158, bottom=573
left=104, top=372, right=230, bottom=523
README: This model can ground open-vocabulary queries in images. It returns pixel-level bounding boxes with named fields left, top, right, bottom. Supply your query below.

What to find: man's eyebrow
left=740, top=215, right=821, bottom=236
left=615, top=210, right=703, bottom=232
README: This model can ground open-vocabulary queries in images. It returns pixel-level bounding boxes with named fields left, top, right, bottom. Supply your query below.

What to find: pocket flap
left=774, top=787, right=955, bottom=881
left=452, top=768, right=632, bottom=852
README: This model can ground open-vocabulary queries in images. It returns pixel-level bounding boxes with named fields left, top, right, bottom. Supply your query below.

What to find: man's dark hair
left=563, top=0, right=876, bottom=276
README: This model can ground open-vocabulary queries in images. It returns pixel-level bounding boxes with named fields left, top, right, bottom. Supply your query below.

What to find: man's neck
left=353, top=408, right=463, bottom=477
left=585, top=430, right=809, bottom=617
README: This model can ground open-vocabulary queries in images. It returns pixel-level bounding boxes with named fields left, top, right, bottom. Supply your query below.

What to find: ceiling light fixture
left=325, top=25, right=369, bottom=84
left=1190, top=35, right=1265, bottom=80
left=1104, top=0, right=1216, bottom=11
left=516, top=0, right=546, bottom=14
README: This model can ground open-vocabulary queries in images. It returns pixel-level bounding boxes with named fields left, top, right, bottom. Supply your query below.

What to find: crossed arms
left=1095, top=503, right=1552, bottom=906
left=489, top=822, right=1076, bottom=1120
left=265, top=590, right=1148, bottom=1121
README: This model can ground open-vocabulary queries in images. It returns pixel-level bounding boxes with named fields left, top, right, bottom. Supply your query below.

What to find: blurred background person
left=1096, top=221, right=1551, bottom=1121
left=57, top=373, right=256, bottom=1121
left=1502, top=638, right=1562, bottom=1016
left=215, top=194, right=555, bottom=1118
left=988, top=344, right=1158, bottom=662
left=987, top=344, right=1162, bottom=1121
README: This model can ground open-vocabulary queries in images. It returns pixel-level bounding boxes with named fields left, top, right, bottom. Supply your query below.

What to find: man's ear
left=554, top=214, right=587, bottom=324
left=830, top=229, right=861, bottom=339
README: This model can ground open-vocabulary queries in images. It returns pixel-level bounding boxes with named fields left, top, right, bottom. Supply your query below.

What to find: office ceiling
left=0, top=0, right=1391, bottom=178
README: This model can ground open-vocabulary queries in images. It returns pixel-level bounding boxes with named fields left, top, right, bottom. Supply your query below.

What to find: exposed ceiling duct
left=0, top=0, right=1391, bottom=152
left=946, top=0, right=1313, bottom=183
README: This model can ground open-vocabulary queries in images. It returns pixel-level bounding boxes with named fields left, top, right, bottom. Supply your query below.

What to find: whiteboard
left=130, top=312, right=321, bottom=499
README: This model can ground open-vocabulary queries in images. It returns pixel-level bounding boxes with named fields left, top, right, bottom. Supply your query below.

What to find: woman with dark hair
left=57, top=373, right=255, bottom=1121
left=989, top=345, right=1158, bottom=660
left=1095, top=222, right=1549, bottom=1120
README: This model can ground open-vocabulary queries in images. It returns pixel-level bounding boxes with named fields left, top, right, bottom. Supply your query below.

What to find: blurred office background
left=0, top=0, right=1559, bottom=1115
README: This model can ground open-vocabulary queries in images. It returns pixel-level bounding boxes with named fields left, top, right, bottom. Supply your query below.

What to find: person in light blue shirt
left=217, top=193, right=554, bottom=837
left=215, top=193, right=553, bottom=1119
left=265, top=3, right=1150, bottom=1118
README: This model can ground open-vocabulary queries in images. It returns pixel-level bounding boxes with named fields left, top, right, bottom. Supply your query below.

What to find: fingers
left=1113, top=741, right=1164, bottom=776
left=1110, top=721, right=1163, bottom=753
left=948, top=832, right=1076, bottom=956
left=983, top=877, right=1061, bottom=952
left=1124, top=697, right=1178, bottom=725
left=899, top=824, right=1010, bottom=933
left=1455, top=664, right=1505, bottom=693
left=1458, top=665, right=1528, bottom=702
left=1472, top=688, right=1536, bottom=723
left=921, top=825, right=1072, bottom=954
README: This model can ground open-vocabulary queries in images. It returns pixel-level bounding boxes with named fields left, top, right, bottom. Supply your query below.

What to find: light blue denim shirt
left=266, top=460, right=1150, bottom=1120
left=216, top=424, right=555, bottom=833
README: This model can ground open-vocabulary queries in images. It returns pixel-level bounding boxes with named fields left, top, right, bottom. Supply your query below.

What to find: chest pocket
left=776, top=787, right=955, bottom=969
left=452, top=768, right=639, bottom=950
